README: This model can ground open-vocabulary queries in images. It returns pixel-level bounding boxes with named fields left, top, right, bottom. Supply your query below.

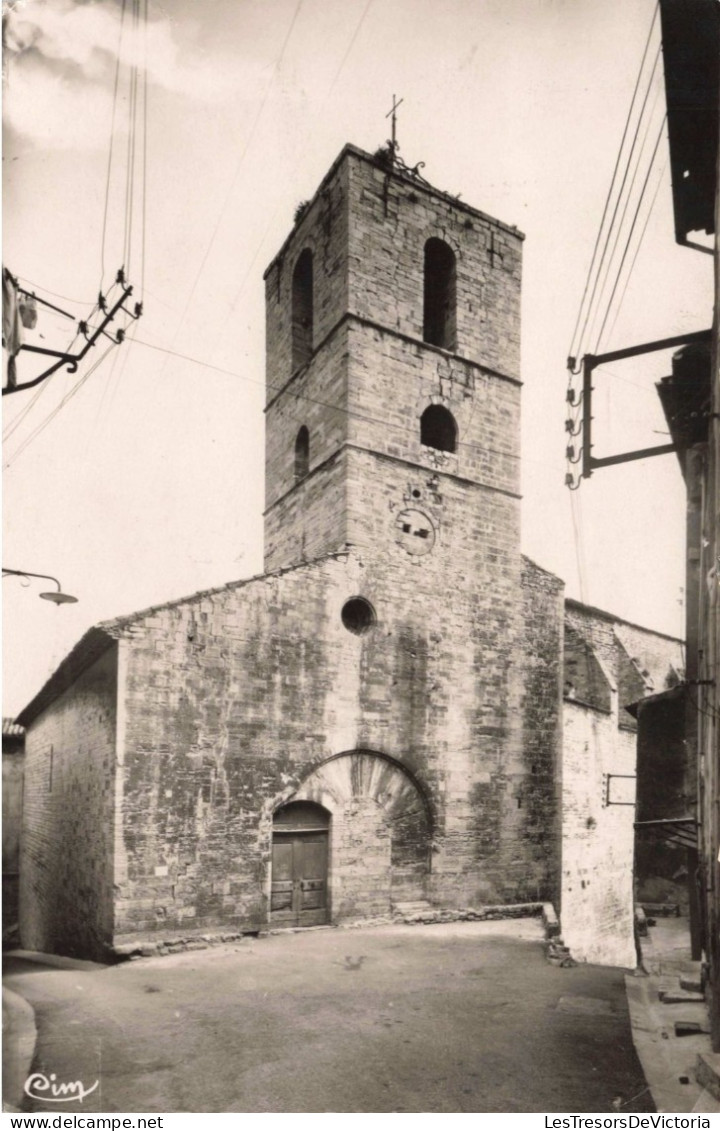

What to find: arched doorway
left=278, top=751, right=432, bottom=920
left=270, top=801, right=330, bottom=927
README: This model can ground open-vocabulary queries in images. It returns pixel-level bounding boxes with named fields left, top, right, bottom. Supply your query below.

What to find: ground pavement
left=627, top=916, right=720, bottom=1114
left=3, top=918, right=657, bottom=1114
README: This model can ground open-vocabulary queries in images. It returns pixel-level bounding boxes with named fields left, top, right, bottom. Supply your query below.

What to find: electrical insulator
left=566, top=445, right=576, bottom=461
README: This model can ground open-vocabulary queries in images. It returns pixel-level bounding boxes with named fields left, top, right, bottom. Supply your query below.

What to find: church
left=16, top=144, right=683, bottom=965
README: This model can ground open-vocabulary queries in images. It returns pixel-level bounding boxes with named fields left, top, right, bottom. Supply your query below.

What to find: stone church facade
left=16, top=146, right=682, bottom=962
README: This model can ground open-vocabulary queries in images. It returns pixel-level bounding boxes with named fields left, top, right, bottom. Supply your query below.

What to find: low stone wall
left=111, top=901, right=559, bottom=960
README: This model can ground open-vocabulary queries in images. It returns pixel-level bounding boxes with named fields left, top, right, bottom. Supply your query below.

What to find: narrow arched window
left=423, top=238, right=457, bottom=350
left=295, top=425, right=309, bottom=480
left=420, top=405, right=457, bottom=453
left=291, top=249, right=314, bottom=371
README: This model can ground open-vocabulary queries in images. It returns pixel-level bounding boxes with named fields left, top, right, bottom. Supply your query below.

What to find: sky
left=2, top=0, right=713, bottom=716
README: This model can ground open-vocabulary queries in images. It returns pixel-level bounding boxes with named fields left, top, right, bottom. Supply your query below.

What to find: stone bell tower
left=262, top=145, right=536, bottom=908
left=263, top=144, right=523, bottom=573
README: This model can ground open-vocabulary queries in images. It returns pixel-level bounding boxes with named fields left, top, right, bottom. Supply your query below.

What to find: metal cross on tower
left=386, top=94, right=404, bottom=152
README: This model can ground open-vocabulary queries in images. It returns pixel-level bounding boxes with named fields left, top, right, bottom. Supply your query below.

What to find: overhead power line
left=126, top=336, right=569, bottom=477
left=594, top=114, right=667, bottom=352
left=4, top=343, right=117, bottom=469
left=604, top=160, right=668, bottom=345
left=568, top=2, right=660, bottom=364
left=585, top=79, right=663, bottom=351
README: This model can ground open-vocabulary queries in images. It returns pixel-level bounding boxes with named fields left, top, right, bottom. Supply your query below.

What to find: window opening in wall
left=420, top=404, right=457, bottom=453
left=291, top=249, right=314, bottom=371
left=295, top=425, right=310, bottom=481
left=423, top=238, right=457, bottom=350
left=341, top=596, right=376, bottom=635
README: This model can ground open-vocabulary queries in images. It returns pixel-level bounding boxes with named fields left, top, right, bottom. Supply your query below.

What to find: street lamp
left=2, top=568, right=78, bottom=604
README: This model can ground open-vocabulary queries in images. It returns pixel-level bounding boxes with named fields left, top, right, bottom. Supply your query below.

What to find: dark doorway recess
left=271, top=801, right=329, bottom=927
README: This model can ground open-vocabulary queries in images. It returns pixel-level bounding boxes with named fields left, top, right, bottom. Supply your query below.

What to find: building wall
left=520, top=559, right=565, bottom=908
left=562, top=699, right=637, bottom=968
left=111, top=543, right=556, bottom=945
left=700, top=65, right=720, bottom=1048
left=634, top=693, right=689, bottom=910
left=561, top=604, right=684, bottom=967
left=19, top=647, right=118, bottom=959
left=2, top=738, right=24, bottom=926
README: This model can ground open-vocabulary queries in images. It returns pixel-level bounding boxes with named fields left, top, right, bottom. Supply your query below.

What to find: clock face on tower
left=395, top=508, right=436, bottom=556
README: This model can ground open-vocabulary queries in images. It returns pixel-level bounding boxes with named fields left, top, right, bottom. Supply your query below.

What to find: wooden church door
left=270, top=802, right=329, bottom=927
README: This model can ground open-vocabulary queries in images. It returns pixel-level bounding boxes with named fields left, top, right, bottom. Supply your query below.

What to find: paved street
left=4, top=920, right=654, bottom=1114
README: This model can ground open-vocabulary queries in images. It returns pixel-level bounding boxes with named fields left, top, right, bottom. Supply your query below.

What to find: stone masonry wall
left=345, top=150, right=523, bottom=376
left=345, top=321, right=520, bottom=498
left=112, top=537, right=552, bottom=944
left=264, top=156, right=349, bottom=400
left=263, top=146, right=523, bottom=573
left=520, top=558, right=565, bottom=908
left=19, top=646, right=118, bottom=959
left=2, top=747, right=24, bottom=926
left=561, top=603, right=684, bottom=967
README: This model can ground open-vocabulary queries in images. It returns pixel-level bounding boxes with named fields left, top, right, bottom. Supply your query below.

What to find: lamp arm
left=2, top=568, right=62, bottom=591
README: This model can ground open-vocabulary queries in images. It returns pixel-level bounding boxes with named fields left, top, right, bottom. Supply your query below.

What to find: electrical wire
left=567, top=2, right=659, bottom=363
left=585, top=81, right=663, bottom=351
left=575, top=43, right=662, bottom=361
left=565, top=2, right=662, bottom=490
left=3, top=370, right=54, bottom=442
left=569, top=490, right=589, bottom=606
left=594, top=114, right=667, bottom=352
left=594, top=364, right=664, bottom=396
left=140, top=0, right=149, bottom=301
left=604, top=160, right=667, bottom=346
left=128, top=335, right=569, bottom=476
left=154, top=0, right=304, bottom=379
left=15, top=277, right=88, bottom=307
left=99, top=0, right=147, bottom=295
left=327, top=0, right=373, bottom=93
left=216, top=0, right=378, bottom=341
left=4, top=343, right=118, bottom=470
left=3, top=329, right=82, bottom=442
left=123, top=0, right=140, bottom=277
left=100, top=0, right=128, bottom=291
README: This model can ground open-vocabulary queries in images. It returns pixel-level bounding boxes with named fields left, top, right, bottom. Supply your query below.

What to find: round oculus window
left=341, top=597, right=376, bottom=635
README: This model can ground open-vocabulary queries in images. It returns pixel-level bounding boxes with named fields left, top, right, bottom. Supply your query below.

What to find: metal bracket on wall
left=3, top=269, right=142, bottom=396
left=603, top=773, right=637, bottom=807
left=581, top=328, right=713, bottom=480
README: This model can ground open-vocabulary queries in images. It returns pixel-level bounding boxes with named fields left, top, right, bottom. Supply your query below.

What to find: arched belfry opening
left=294, top=425, right=309, bottom=480
left=270, top=801, right=330, bottom=927
left=420, top=404, right=457, bottom=453
left=291, top=248, right=314, bottom=371
left=423, top=238, right=457, bottom=350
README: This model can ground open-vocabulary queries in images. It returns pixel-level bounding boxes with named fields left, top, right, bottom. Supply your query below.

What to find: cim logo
left=24, top=1073, right=99, bottom=1104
